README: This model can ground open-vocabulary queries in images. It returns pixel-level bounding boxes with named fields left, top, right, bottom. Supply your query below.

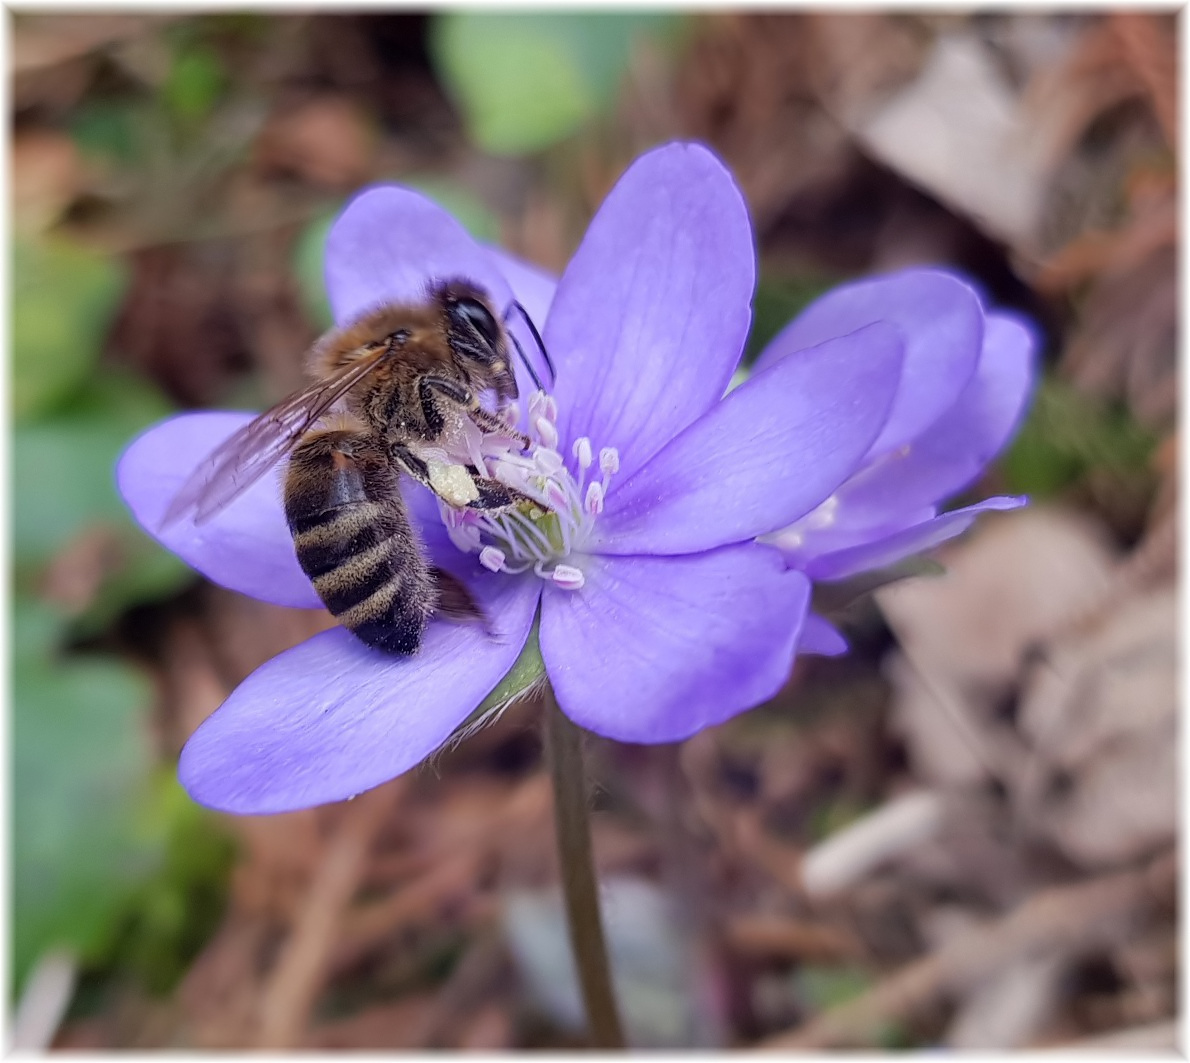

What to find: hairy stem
left=543, top=687, right=626, bottom=1048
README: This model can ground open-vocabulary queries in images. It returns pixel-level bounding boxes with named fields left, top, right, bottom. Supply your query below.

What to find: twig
left=255, top=782, right=403, bottom=1048
left=758, top=853, right=1174, bottom=1049
left=543, top=687, right=626, bottom=1048
left=11, top=950, right=76, bottom=1050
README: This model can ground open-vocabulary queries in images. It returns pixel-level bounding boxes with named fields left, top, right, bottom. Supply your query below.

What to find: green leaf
left=430, top=13, right=681, bottom=155
left=164, top=43, right=225, bottom=124
left=12, top=596, right=68, bottom=665
left=293, top=211, right=336, bottom=329
left=13, top=372, right=172, bottom=565
left=1001, top=376, right=1157, bottom=497
left=812, top=556, right=945, bottom=618
left=13, top=239, right=128, bottom=422
left=743, top=272, right=841, bottom=365
left=458, top=614, right=545, bottom=735
left=795, top=964, right=874, bottom=1012
left=114, top=776, right=235, bottom=995
left=70, top=101, right=138, bottom=166
left=13, top=372, right=192, bottom=626
left=13, top=643, right=164, bottom=989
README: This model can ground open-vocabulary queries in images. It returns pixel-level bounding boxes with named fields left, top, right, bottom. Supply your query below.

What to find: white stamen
left=529, top=391, right=557, bottom=425
left=546, top=480, right=570, bottom=511
left=535, top=416, right=558, bottom=449
left=502, top=402, right=521, bottom=426
left=438, top=399, right=614, bottom=596
left=585, top=481, right=604, bottom=516
left=534, top=448, right=564, bottom=476
left=550, top=564, right=585, bottom=590
left=573, top=437, right=593, bottom=470
left=479, top=546, right=506, bottom=573
left=448, top=522, right=482, bottom=553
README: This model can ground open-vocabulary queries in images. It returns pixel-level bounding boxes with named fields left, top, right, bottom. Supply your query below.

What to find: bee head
left=435, top=280, right=518, bottom=406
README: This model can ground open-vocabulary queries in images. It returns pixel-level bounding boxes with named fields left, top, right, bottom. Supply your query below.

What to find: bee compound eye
left=452, top=298, right=501, bottom=350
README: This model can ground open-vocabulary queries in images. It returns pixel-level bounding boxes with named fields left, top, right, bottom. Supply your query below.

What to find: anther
left=573, top=437, right=593, bottom=470
left=535, top=416, right=558, bottom=450
left=534, top=448, right=564, bottom=476
left=529, top=391, right=557, bottom=425
left=546, top=480, right=569, bottom=511
left=479, top=546, right=506, bottom=573
left=599, top=447, right=620, bottom=476
left=585, top=481, right=604, bottom=516
left=550, top=564, right=585, bottom=591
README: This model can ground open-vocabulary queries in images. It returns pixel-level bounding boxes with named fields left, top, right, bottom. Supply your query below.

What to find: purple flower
left=751, top=270, right=1035, bottom=656
left=117, top=142, right=1023, bottom=815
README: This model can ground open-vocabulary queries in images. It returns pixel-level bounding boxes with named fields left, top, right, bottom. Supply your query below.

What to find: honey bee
left=164, top=279, right=548, bottom=655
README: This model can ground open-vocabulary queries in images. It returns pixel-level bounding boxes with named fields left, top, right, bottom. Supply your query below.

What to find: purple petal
left=545, top=142, right=755, bottom=479
left=756, top=268, right=983, bottom=454
left=116, top=412, right=321, bottom=609
left=804, top=497, right=1026, bottom=582
left=798, top=613, right=849, bottom=656
left=768, top=505, right=937, bottom=571
left=179, top=574, right=541, bottom=814
left=487, top=245, right=557, bottom=333
left=824, top=312, right=1037, bottom=525
left=540, top=546, right=809, bottom=743
left=594, top=323, right=904, bottom=555
left=325, top=185, right=513, bottom=326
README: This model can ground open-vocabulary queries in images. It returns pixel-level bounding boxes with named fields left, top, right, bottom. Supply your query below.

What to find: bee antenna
left=505, top=301, right=556, bottom=385
left=508, top=328, right=545, bottom=392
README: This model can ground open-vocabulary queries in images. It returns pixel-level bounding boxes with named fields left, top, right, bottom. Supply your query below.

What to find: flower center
left=437, top=391, right=618, bottom=591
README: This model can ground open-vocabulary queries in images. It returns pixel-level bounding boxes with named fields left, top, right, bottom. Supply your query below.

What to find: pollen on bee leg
left=479, top=545, right=506, bottom=573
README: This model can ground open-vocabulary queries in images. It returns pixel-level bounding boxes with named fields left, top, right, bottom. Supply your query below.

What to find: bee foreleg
left=466, top=403, right=531, bottom=450
left=420, top=374, right=471, bottom=405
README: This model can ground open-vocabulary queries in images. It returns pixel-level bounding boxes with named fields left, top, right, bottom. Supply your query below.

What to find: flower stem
left=543, top=685, right=626, bottom=1048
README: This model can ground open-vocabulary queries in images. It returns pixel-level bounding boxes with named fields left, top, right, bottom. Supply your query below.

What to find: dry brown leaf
left=11, top=130, right=83, bottom=234
left=879, top=508, right=1117, bottom=788
left=254, top=95, right=377, bottom=188
left=1014, top=589, right=1176, bottom=868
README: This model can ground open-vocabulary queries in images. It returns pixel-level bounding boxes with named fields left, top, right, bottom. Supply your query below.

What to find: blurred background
left=10, top=10, right=1177, bottom=1050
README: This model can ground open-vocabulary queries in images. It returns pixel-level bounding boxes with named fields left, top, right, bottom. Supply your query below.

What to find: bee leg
left=417, top=376, right=459, bottom=436
left=430, top=567, right=492, bottom=630
left=421, top=375, right=530, bottom=450
left=463, top=474, right=537, bottom=513
left=391, top=445, right=434, bottom=490
left=467, top=403, right=531, bottom=450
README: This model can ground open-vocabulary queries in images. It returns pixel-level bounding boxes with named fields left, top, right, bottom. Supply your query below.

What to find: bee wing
left=162, top=347, right=390, bottom=528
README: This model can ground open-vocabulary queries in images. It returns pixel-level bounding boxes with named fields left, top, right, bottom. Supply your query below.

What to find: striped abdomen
left=284, top=429, right=434, bottom=655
